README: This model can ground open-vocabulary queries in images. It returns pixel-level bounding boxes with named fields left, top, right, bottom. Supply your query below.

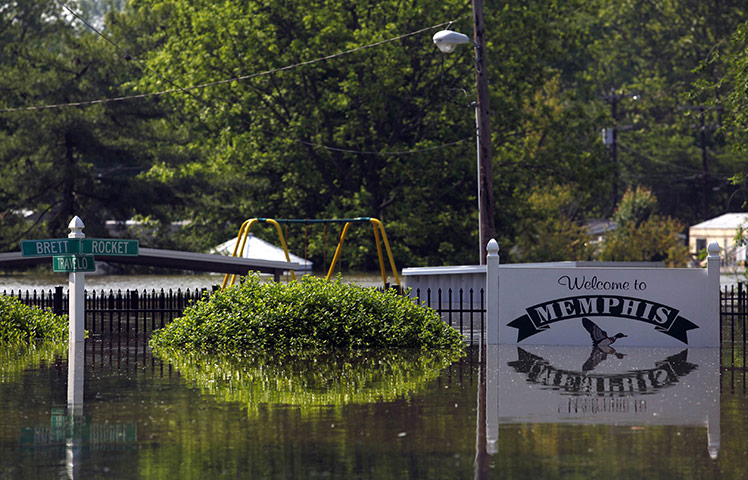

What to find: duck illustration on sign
left=582, top=317, right=627, bottom=348
left=581, top=317, right=627, bottom=371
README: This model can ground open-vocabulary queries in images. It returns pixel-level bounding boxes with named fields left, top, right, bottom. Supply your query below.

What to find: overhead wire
left=293, top=136, right=472, bottom=156
left=0, top=9, right=467, bottom=114
left=617, top=141, right=715, bottom=175
left=4, top=4, right=474, bottom=157
left=54, top=0, right=208, bottom=108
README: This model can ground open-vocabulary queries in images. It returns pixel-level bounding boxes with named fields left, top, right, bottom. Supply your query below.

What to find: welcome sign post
left=486, top=240, right=721, bottom=347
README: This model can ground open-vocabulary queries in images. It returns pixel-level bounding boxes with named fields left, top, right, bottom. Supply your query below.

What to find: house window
left=696, top=238, right=707, bottom=253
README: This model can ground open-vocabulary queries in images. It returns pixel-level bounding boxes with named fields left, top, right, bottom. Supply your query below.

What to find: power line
left=5, top=5, right=474, bottom=157
left=298, top=137, right=472, bottom=155
left=54, top=0, right=201, bottom=105
left=0, top=15, right=465, bottom=114
left=617, top=141, right=703, bottom=174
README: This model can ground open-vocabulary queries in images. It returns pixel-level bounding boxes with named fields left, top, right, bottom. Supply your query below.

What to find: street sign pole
left=18, top=217, right=140, bottom=408
left=67, top=216, right=86, bottom=344
left=19, top=218, right=139, bottom=348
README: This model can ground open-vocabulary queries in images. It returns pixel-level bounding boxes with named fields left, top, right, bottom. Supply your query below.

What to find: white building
left=689, top=213, right=748, bottom=266
left=212, top=235, right=313, bottom=272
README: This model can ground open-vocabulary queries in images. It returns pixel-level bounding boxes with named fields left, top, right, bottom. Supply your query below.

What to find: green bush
left=150, top=274, right=465, bottom=354
left=0, top=296, right=68, bottom=346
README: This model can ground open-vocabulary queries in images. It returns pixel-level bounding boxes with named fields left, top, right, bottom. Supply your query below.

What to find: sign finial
left=68, top=216, right=85, bottom=239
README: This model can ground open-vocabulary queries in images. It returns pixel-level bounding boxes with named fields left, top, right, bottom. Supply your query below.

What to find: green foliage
left=152, top=348, right=461, bottom=413
left=0, top=0, right=193, bottom=249
left=612, top=185, right=658, bottom=228
left=0, top=296, right=68, bottom=346
left=3, top=0, right=748, bottom=264
left=599, top=187, right=689, bottom=266
left=693, top=20, right=748, bottom=154
left=514, top=185, right=595, bottom=262
left=577, top=0, right=748, bottom=224
left=150, top=274, right=465, bottom=354
left=129, top=0, right=615, bottom=266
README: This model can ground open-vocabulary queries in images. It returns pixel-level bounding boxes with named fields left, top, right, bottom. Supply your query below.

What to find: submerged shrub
left=151, top=274, right=465, bottom=354
left=0, top=296, right=68, bottom=346
left=1, top=341, right=66, bottom=383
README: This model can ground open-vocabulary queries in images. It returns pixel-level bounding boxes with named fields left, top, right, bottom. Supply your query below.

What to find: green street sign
left=21, top=238, right=80, bottom=257
left=52, top=255, right=96, bottom=273
left=21, top=237, right=138, bottom=259
left=80, top=238, right=139, bottom=256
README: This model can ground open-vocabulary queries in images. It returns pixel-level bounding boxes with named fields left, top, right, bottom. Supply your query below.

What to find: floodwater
left=2, top=341, right=748, bottom=479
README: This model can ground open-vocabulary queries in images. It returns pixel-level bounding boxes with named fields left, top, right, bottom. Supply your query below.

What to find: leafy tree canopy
left=2, top=1, right=748, bottom=267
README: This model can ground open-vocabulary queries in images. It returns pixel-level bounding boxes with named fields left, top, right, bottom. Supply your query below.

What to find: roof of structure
left=689, top=213, right=748, bottom=230
left=212, top=234, right=312, bottom=271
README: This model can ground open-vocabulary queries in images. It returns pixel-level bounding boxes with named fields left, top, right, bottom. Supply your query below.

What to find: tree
left=583, top=0, right=748, bottom=224
left=0, top=0, right=190, bottom=250
left=513, top=185, right=594, bottom=263
left=5, top=0, right=739, bottom=267
left=599, top=187, right=688, bottom=266
left=127, top=0, right=615, bottom=267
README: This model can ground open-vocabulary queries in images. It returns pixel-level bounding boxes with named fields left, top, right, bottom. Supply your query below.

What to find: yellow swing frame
left=221, top=217, right=401, bottom=289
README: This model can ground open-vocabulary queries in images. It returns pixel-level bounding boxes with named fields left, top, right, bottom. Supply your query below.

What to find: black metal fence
left=5, top=284, right=748, bottom=363
left=2, top=287, right=210, bottom=338
left=411, top=287, right=485, bottom=345
left=721, top=283, right=747, bottom=371
left=2, top=285, right=486, bottom=344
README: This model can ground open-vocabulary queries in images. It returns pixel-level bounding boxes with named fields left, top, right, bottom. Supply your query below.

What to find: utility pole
left=472, top=0, right=494, bottom=264
left=679, top=105, right=722, bottom=218
left=432, top=1, right=494, bottom=264
left=601, top=90, right=638, bottom=210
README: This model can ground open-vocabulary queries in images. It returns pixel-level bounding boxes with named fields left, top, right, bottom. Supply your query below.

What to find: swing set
left=221, top=217, right=402, bottom=289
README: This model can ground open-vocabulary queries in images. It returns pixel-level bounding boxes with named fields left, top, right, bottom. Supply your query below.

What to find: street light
left=432, top=30, right=471, bottom=53
left=433, top=18, right=494, bottom=265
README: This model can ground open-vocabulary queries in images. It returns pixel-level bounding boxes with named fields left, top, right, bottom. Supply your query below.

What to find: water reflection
left=66, top=342, right=84, bottom=479
left=152, top=347, right=462, bottom=411
left=4, top=339, right=744, bottom=478
left=14, top=341, right=138, bottom=480
left=2, top=342, right=481, bottom=479
left=482, top=344, right=721, bottom=461
left=0, top=342, right=66, bottom=382
left=67, top=343, right=84, bottom=408
left=19, top=405, right=137, bottom=480
left=507, top=347, right=698, bottom=395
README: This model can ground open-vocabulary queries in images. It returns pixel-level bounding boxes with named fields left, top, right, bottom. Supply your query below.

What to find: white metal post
left=485, top=239, right=499, bottom=345
left=485, top=344, right=498, bottom=454
left=706, top=241, right=721, bottom=348
left=68, top=216, right=85, bottom=343
left=67, top=341, right=85, bottom=407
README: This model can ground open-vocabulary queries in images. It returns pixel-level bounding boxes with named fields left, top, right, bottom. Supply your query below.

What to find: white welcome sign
left=486, top=241, right=721, bottom=347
